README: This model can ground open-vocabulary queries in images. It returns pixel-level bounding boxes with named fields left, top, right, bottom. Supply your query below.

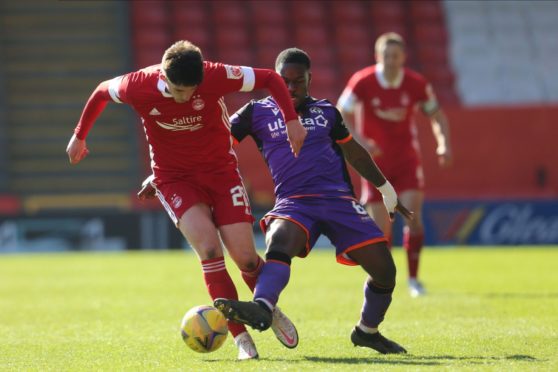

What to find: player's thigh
left=265, top=218, right=307, bottom=258
left=218, top=222, right=259, bottom=271
left=347, top=241, right=396, bottom=286
left=398, top=189, right=424, bottom=232
left=178, top=203, right=223, bottom=260
left=366, top=202, right=392, bottom=235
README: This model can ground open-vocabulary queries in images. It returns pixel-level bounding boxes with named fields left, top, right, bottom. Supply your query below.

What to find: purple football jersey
left=230, top=96, right=355, bottom=199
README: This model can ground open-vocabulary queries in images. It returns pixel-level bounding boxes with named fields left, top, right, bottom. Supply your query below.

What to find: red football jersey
left=108, top=62, right=258, bottom=179
left=338, top=64, right=438, bottom=169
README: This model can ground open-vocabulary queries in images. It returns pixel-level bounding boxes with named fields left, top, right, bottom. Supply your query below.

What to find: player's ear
left=159, top=73, right=167, bottom=82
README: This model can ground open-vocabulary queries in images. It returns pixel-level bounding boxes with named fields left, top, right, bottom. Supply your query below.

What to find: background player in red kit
left=66, top=40, right=306, bottom=359
left=337, top=33, right=452, bottom=297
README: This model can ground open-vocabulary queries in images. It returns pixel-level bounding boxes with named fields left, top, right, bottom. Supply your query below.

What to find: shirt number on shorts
left=230, top=185, right=249, bottom=207
left=352, top=200, right=368, bottom=215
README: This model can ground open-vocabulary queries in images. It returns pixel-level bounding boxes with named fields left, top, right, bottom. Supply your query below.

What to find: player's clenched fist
left=66, top=133, right=89, bottom=164
left=137, top=175, right=156, bottom=200
left=285, top=119, right=307, bottom=157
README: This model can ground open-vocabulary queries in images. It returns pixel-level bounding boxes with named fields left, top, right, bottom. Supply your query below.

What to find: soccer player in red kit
left=337, top=33, right=452, bottom=297
left=66, top=40, right=306, bottom=359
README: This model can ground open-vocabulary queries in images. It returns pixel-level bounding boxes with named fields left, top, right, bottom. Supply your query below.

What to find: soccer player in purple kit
left=214, top=48, right=413, bottom=354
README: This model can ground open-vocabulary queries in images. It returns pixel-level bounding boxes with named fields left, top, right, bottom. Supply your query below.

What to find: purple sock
left=360, top=280, right=394, bottom=328
left=254, top=260, right=291, bottom=308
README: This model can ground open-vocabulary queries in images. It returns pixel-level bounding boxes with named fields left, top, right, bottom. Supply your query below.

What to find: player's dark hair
left=275, top=48, right=311, bottom=71
left=162, top=40, right=204, bottom=86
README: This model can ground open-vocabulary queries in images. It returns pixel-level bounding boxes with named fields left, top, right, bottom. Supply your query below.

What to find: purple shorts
left=260, top=196, right=386, bottom=265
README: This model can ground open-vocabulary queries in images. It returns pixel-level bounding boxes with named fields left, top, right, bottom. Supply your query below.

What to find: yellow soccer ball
left=180, top=305, right=228, bottom=353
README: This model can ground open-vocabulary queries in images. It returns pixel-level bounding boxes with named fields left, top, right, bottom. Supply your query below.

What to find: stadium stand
left=131, top=0, right=458, bottom=109
left=0, top=0, right=554, bottom=211
left=444, top=0, right=558, bottom=105
left=0, top=1, right=138, bottom=209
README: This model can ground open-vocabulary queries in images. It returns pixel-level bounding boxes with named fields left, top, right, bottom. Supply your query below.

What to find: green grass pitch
left=1, top=247, right=557, bottom=371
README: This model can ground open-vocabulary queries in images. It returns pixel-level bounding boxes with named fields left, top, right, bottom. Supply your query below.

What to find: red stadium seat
left=331, top=1, right=367, bottom=24
left=298, top=45, right=335, bottom=66
left=132, top=2, right=168, bottom=27
left=370, top=1, right=406, bottom=23
left=135, top=48, right=165, bottom=68
left=173, top=26, right=211, bottom=50
left=421, top=65, right=455, bottom=87
left=310, top=65, right=338, bottom=98
left=171, top=2, right=208, bottom=26
left=257, top=47, right=283, bottom=68
left=416, top=45, right=449, bottom=66
left=413, top=23, right=448, bottom=44
left=215, top=28, right=249, bottom=48
left=334, top=26, right=373, bottom=48
left=133, top=28, right=171, bottom=49
left=212, top=1, right=248, bottom=26
left=250, top=0, right=287, bottom=25
left=291, top=1, right=327, bottom=25
left=409, top=1, right=443, bottom=22
left=295, top=26, right=329, bottom=46
left=218, top=48, right=254, bottom=65
left=432, top=85, right=460, bottom=106
left=338, top=46, right=372, bottom=69
left=254, top=26, right=289, bottom=48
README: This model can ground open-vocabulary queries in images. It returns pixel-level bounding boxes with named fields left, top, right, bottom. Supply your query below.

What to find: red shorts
left=361, top=160, right=424, bottom=204
left=152, top=169, right=254, bottom=227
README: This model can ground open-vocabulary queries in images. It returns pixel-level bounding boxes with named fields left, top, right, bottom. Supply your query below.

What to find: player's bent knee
left=230, top=253, right=260, bottom=272
left=194, top=244, right=223, bottom=261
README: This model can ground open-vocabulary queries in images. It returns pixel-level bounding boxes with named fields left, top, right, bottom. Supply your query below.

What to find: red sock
left=201, top=257, right=246, bottom=337
left=240, top=255, right=264, bottom=292
left=403, top=228, right=424, bottom=279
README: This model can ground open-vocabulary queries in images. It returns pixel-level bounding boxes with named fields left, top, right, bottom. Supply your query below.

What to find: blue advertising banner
left=417, top=199, right=558, bottom=246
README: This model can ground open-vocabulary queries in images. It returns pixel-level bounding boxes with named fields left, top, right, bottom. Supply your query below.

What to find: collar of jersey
left=157, top=79, right=173, bottom=98
left=375, top=64, right=404, bottom=89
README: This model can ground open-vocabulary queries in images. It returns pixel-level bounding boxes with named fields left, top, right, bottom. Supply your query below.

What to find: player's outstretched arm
left=340, top=138, right=413, bottom=221
left=66, top=80, right=112, bottom=164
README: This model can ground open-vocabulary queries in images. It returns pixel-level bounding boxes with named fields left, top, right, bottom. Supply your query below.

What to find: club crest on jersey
left=192, top=98, right=205, bottom=111
left=401, top=92, right=410, bottom=106
left=225, top=65, right=243, bottom=80
left=309, top=106, right=323, bottom=115
left=171, top=194, right=182, bottom=209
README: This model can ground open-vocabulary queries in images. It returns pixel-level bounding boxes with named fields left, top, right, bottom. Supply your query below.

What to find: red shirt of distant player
left=338, top=64, right=439, bottom=202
